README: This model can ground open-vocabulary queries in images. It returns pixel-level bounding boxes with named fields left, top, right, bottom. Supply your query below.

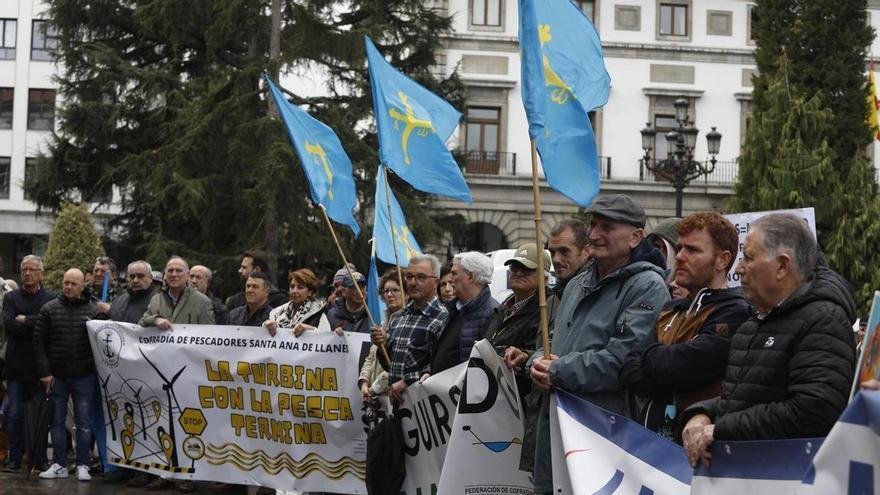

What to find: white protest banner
left=723, top=207, right=816, bottom=287
left=798, top=390, right=880, bottom=494
left=553, top=390, right=692, bottom=495
left=399, top=361, right=467, bottom=495
left=87, top=321, right=372, bottom=493
left=437, top=340, right=533, bottom=495
left=550, top=393, right=574, bottom=495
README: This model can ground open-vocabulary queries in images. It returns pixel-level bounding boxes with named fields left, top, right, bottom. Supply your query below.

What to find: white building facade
left=437, top=0, right=880, bottom=252
left=3, top=0, right=880, bottom=266
left=0, top=0, right=58, bottom=275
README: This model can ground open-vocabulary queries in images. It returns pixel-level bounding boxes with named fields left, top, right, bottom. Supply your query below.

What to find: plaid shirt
left=386, top=296, right=449, bottom=384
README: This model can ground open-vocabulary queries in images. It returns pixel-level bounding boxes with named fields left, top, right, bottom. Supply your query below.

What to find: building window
left=747, top=4, right=757, bottom=45
left=0, top=157, right=9, bottom=199
left=0, top=88, right=12, bottom=129
left=659, top=3, right=688, bottom=36
left=471, top=0, right=501, bottom=27
left=27, top=89, right=56, bottom=131
left=465, top=107, right=502, bottom=173
left=0, top=19, right=16, bottom=60
left=24, top=158, right=36, bottom=201
left=576, top=1, right=596, bottom=23
left=653, top=114, right=679, bottom=161
left=31, top=20, right=58, bottom=61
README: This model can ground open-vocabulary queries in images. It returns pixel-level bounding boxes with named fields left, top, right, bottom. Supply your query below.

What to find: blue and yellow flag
left=373, top=166, right=422, bottom=267
left=519, top=0, right=611, bottom=207
left=264, top=74, right=361, bottom=236
left=365, top=37, right=472, bottom=204
left=366, top=250, right=386, bottom=325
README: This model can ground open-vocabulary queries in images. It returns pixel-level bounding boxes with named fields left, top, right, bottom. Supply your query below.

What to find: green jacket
left=139, top=286, right=215, bottom=326
left=529, top=250, right=669, bottom=492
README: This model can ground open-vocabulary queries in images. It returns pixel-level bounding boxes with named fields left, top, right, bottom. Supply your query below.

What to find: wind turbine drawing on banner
left=132, top=386, right=148, bottom=441
left=99, top=373, right=118, bottom=442
left=140, top=348, right=186, bottom=468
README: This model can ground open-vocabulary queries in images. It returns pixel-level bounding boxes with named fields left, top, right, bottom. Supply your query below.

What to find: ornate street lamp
left=639, top=99, right=722, bottom=217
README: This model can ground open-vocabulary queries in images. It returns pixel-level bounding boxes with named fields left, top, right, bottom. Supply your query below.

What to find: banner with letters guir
left=437, top=339, right=533, bottom=495
left=399, top=339, right=534, bottom=495
left=87, top=321, right=372, bottom=493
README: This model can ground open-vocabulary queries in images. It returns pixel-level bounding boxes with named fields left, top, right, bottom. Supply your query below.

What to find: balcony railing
left=639, top=159, right=739, bottom=185
left=460, top=151, right=613, bottom=179
left=462, top=151, right=518, bottom=175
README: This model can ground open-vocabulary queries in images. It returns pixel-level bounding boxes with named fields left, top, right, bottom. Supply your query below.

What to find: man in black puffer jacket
left=33, top=268, right=99, bottom=481
left=682, top=214, right=857, bottom=468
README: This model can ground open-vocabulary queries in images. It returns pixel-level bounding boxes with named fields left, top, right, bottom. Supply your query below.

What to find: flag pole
left=382, top=166, right=408, bottom=307
left=319, top=204, right=392, bottom=363
left=530, top=139, right=551, bottom=358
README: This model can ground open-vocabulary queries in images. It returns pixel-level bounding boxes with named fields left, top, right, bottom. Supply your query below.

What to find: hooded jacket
left=33, top=292, right=98, bottom=379
left=683, top=263, right=857, bottom=440
left=529, top=239, right=670, bottom=493
left=326, top=299, right=371, bottom=334
left=619, top=287, right=751, bottom=442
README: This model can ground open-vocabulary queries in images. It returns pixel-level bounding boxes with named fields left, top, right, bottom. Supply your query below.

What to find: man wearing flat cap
left=527, top=194, right=670, bottom=494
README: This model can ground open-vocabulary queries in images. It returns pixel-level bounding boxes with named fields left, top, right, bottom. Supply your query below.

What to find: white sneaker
left=38, top=463, right=68, bottom=479
left=76, top=465, right=91, bottom=481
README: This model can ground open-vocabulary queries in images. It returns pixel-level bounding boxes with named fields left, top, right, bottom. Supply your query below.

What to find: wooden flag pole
left=382, top=166, right=408, bottom=307
left=319, top=204, right=391, bottom=363
left=529, top=139, right=551, bottom=358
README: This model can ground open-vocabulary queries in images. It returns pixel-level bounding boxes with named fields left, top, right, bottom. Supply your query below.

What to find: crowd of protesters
left=0, top=193, right=868, bottom=494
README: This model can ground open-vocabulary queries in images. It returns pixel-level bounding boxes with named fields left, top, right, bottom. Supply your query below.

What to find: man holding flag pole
left=518, top=1, right=668, bottom=493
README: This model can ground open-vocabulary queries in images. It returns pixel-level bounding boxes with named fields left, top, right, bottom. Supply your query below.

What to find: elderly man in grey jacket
left=527, top=195, right=670, bottom=494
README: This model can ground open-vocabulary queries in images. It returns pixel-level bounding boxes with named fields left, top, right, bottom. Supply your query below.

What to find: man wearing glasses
left=1, top=255, right=56, bottom=473
left=372, top=255, right=449, bottom=402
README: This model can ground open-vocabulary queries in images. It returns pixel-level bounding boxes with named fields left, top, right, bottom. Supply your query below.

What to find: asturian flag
left=365, top=36, right=472, bottom=203
left=264, top=74, right=360, bottom=235
left=372, top=166, right=422, bottom=267
left=518, top=0, right=611, bottom=207
left=366, top=250, right=386, bottom=325
left=552, top=390, right=692, bottom=494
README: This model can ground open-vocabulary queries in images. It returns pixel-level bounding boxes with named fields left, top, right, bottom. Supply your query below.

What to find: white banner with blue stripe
left=798, top=390, right=880, bottom=494
left=551, top=390, right=692, bottom=494
left=552, top=389, right=880, bottom=495
left=690, top=437, right=821, bottom=494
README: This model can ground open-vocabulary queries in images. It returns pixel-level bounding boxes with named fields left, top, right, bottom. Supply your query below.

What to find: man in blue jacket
left=427, top=251, right=498, bottom=375
left=528, top=195, right=670, bottom=494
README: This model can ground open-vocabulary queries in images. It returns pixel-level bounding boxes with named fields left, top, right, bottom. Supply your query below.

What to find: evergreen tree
left=751, top=0, right=875, bottom=173
left=42, top=203, right=106, bottom=290
left=733, top=0, right=879, bottom=311
left=26, top=1, right=463, bottom=295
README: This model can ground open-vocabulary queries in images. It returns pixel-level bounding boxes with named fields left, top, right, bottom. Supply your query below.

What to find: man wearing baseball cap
left=326, top=271, right=371, bottom=334
left=527, top=194, right=670, bottom=494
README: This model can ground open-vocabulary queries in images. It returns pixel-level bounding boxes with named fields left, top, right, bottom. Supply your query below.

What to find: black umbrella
left=24, top=392, right=53, bottom=479
left=364, top=398, right=405, bottom=495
